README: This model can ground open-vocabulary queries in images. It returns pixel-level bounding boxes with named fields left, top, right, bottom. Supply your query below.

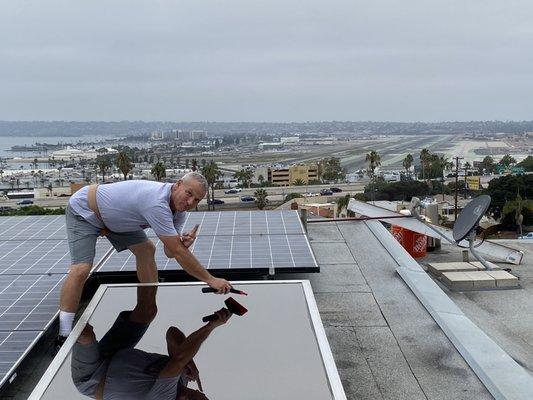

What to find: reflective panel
left=32, top=282, right=344, bottom=399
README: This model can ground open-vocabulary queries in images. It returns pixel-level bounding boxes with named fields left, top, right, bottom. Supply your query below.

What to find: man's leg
left=128, top=240, right=158, bottom=283
left=59, top=263, right=92, bottom=337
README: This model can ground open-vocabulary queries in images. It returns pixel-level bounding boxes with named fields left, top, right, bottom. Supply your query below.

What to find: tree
left=336, top=194, right=352, bottom=217
left=402, top=154, right=413, bottom=176
left=516, top=155, right=533, bottom=172
left=365, top=150, right=381, bottom=179
left=201, top=161, right=221, bottom=211
left=419, top=148, right=431, bottom=180
left=191, top=158, right=198, bottom=171
left=234, top=169, right=253, bottom=188
left=321, top=157, right=345, bottom=182
left=499, top=154, right=517, bottom=168
left=480, top=156, right=495, bottom=174
left=97, top=157, right=111, bottom=183
left=151, top=162, right=166, bottom=181
left=292, top=178, right=305, bottom=186
left=258, top=174, right=265, bottom=186
left=254, top=188, right=268, bottom=210
left=116, top=151, right=133, bottom=180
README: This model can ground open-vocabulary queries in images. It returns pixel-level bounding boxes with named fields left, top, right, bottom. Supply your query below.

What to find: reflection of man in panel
left=72, top=286, right=231, bottom=400
left=58, top=172, right=232, bottom=347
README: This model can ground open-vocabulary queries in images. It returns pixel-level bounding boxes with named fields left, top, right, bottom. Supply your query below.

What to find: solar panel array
left=97, top=234, right=316, bottom=273
left=98, top=210, right=317, bottom=274
left=0, top=215, right=113, bottom=391
left=0, top=210, right=317, bottom=389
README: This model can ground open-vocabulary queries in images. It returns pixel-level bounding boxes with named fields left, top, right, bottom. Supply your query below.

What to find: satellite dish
left=452, top=195, right=491, bottom=242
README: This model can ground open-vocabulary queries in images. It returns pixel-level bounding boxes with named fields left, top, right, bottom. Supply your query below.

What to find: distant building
left=191, top=130, right=207, bottom=140
left=280, top=136, right=299, bottom=145
left=268, top=164, right=318, bottom=186
left=150, top=131, right=164, bottom=140
left=258, top=142, right=283, bottom=150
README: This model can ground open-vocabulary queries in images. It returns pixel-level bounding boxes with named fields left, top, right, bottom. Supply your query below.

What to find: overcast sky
left=1, top=0, right=532, bottom=122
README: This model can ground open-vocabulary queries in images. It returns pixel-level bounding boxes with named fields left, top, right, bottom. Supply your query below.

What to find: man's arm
left=158, top=309, right=231, bottom=379
left=159, top=235, right=231, bottom=293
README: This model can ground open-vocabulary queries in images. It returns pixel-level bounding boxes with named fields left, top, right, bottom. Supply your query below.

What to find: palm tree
left=258, top=174, right=265, bottom=186
left=116, top=151, right=133, bottom=180
left=419, top=148, right=431, bottom=180
left=365, top=150, right=381, bottom=178
left=97, top=157, right=111, bottom=183
left=292, top=178, right=305, bottom=186
left=402, top=154, right=413, bottom=176
left=234, top=169, right=253, bottom=188
left=57, top=166, right=63, bottom=186
left=191, top=159, right=198, bottom=172
left=201, top=161, right=222, bottom=211
left=254, top=188, right=268, bottom=210
left=151, top=162, right=166, bottom=182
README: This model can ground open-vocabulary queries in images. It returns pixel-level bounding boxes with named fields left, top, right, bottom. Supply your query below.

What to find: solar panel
left=0, top=274, right=65, bottom=331
left=96, top=234, right=317, bottom=274
left=0, top=215, right=66, bottom=241
left=0, top=240, right=112, bottom=275
left=0, top=330, right=41, bottom=390
left=31, top=282, right=346, bottom=399
left=147, top=210, right=305, bottom=237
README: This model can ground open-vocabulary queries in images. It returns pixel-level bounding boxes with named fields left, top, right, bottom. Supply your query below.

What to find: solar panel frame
left=0, top=240, right=112, bottom=275
left=30, top=281, right=346, bottom=400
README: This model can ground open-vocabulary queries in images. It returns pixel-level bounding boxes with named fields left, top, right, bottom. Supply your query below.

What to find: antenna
left=409, top=195, right=495, bottom=270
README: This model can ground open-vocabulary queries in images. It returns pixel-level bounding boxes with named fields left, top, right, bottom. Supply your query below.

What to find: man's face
left=172, top=180, right=206, bottom=211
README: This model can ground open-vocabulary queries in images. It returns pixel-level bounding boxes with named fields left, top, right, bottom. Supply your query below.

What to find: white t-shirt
left=69, top=181, right=186, bottom=236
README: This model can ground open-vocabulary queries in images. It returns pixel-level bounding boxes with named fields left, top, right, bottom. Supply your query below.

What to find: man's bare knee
left=129, top=240, right=156, bottom=259
left=68, top=263, right=92, bottom=281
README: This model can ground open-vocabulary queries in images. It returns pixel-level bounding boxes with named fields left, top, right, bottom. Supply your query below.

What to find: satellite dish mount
left=410, top=195, right=494, bottom=270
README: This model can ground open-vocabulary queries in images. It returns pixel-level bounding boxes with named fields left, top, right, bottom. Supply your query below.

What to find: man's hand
left=208, top=308, right=232, bottom=328
left=206, top=277, right=232, bottom=294
left=181, top=224, right=200, bottom=248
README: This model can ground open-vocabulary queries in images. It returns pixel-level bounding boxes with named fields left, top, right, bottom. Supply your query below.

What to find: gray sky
left=1, top=0, right=532, bottom=122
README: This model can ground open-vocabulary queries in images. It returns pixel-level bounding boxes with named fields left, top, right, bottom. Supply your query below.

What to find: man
left=72, top=285, right=229, bottom=399
left=58, top=172, right=232, bottom=346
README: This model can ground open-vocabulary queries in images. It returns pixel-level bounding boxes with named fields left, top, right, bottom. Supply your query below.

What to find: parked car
left=320, top=189, right=333, bottom=196
left=240, top=196, right=255, bottom=202
left=225, top=188, right=242, bottom=194
left=0, top=206, right=13, bottom=212
left=304, top=192, right=319, bottom=197
left=208, top=199, right=225, bottom=205
left=519, top=232, right=533, bottom=239
left=330, top=187, right=342, bottom=193
left=17, top=199, right=34, bottom=205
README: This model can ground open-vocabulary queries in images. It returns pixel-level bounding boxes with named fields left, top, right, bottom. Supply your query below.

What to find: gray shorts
left=71, top=311, right=150, bottom=396
left=66, top=204, right=149, bottom=265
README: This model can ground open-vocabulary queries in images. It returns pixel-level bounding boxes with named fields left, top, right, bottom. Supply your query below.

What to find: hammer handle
left=202, top=313, right=219, bottom=323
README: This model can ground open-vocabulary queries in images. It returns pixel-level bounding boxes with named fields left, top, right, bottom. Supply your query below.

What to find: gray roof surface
left=423, top=240, right=533, bottom=375
left=281, top=221, right=494, bottom=400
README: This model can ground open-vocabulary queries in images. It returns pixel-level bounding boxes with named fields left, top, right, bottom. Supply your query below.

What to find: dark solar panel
left=31, top=282, right=344, bottom=399
left=0, top=330, right=41, bottom=389
left=0, top=240, right=112, bottom=275
left=0, top=216, right=66, bottom=241
left=0, top=275, right=64, bottom=331
left=96, top=234, right=317, bottom=273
